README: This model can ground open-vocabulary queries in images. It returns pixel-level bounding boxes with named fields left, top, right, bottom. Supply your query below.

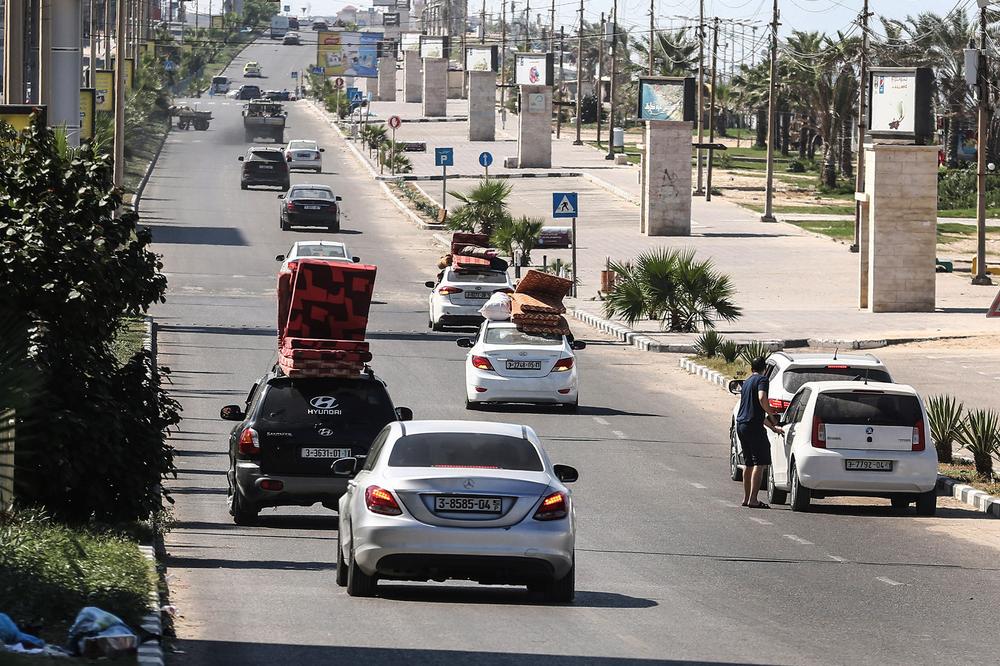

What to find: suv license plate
left=301, top=447, right=351, bottom=459
left=506, top=360, right=542, bottom=370
left=845, top=459, right=893, bottom=472
left=434, top=496, right=502, bottom=513
left=258, top=165, right=273, bottom=170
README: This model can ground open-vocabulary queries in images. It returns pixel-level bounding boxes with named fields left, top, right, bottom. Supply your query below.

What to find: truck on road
left=270, top=15, right=290, bottom=39
left=243, top=100, right=287, bottom=143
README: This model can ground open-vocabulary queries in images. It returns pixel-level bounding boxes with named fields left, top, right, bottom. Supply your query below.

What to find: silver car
left=335, top=420, right=578, bottom=601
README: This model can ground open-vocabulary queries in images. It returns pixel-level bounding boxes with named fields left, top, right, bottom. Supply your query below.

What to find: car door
left=771, top=387, right=810, bottom=487
left=341, top=427, right=391, bottom=553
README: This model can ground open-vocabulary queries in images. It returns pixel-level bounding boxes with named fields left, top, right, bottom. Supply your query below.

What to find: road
left=148, top=34, right=1000, bottom=665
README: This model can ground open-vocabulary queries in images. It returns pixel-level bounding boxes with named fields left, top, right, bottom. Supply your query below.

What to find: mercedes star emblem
left=463, top=479, right=475, bottom=489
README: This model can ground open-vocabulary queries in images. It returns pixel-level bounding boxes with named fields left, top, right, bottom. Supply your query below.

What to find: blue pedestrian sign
left=552, top=192, right=578, bottom=218
left=478, top=151, right=493, bottom=168
left=310, top=66, right=324, bottom=75
left=351, top=91, right=364, bottom=103
left=435, top=147, right=455, bottom=167
left=347, top=86, right=359, bottom=100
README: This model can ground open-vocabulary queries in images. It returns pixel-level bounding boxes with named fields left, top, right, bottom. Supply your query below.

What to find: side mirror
left=553, top=464, right=578, bottom=483
left=571, top=340, right=587, bottom=351
left=275, top=254, right=285, bottom=261
left=277, top=193, right=285, bottom=199
left=352, top=256, right=361, bottom=263
left=319, top=147, right=326, bottom=152
left=237, top=155, right=245, bottom=161
left=728, top=379, right=744, bottom=396
left=395, top=406, right=413, bottom=422
left=335, top=195, right=342, bottom=201
left=424, top=280, right=436, bottom=289
left=286, top=155, right=292, bottom=162
left=331, top=457, right=358, bottom=476
left=456, top=338, right=474, bottom=348
left=220, top=405, right=245, bottom=421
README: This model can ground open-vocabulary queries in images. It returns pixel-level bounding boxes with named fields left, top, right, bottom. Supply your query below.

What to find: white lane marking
left=876, top=576, right=904, bottom=586
left=783, top=534, right=814, bottom=546
left=662, top=466, right=677, bottom=472
left=593, top=417, right=609, bottom=425
left=828, top=555, right=847, bottom=563
left=690, top=482, right=707, bottom=489
left=714, top=498, right=741, bottom=508
left=611, top=430, right=627, bottom=440
left=748, top=516, right=772, bottom=525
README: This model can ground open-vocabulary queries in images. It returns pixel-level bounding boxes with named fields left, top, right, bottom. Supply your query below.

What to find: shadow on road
left=377, top=584, right=658, bottom=609
left=144, top=224, right=249, bottom=246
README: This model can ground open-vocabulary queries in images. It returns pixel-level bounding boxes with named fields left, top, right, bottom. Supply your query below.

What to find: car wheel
left=346, top=543, right=378, bottom=597
left=729, top=420, right=743, bottom=482
left=327, top=224, right=339, bottom=233
left=231, top=489, right=258, bottom=526
left=465, top=397, right=481, bottom=411
left=915, top=489, right=937, bottom=516
left=890, top=496, right=911, bottom=510
left=335, top=531, right=348, bottom=587
left=431, top=321, right=444, bottom=332
left=241, top=182, right=248, bottom=190
left=767, top=465, right=787, bottom=505
left=789, top=459, right=811, bottom=512
left=539, top=561, right=575, bottom=603
left=562, top=400, right=578, bottom=414
left=280, top=218, right=288, bottom=231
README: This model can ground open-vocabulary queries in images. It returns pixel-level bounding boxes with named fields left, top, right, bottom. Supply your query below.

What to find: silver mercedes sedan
left=334, top=420, right=578, bottom=602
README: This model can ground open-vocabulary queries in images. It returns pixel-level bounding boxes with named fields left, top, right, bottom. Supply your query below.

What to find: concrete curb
left=131, top=122, right=170, bottom=211
left=376, top=171, right=584, bottom=182
left=677, top=356, right=730, bottom=389
left=580, top=171, right=641, bottom=206
left=936, top=476, right=1000, bottom=518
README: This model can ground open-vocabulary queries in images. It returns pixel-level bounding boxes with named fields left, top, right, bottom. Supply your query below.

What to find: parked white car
left=275, top=240, right=358, bottom=274
left=729, top=352, right=893, bottom=482
left=284, top=139, right=324, bottom=172
left=763, top=381, right=937, bottom=514
left=426, top=268, right=513, bottom=330
left=458, top=320, right=584, bottom=412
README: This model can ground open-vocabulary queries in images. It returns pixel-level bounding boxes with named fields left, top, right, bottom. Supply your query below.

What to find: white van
left=210, top=76, right=230, bottom=94
left=270, top=16, right=290, bottom=39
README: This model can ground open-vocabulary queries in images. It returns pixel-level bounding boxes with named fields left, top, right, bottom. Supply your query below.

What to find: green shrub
left=786, top=158, right=807, bottom=173
left=719, top=340, right=742, bottom=363
left=955, top=409, right=1000, bottom=479
left=694, top=330, right=724, bottom=358
left=740, top=340, right=771, bottom=365
left=927, top=395, right=965, bottom=465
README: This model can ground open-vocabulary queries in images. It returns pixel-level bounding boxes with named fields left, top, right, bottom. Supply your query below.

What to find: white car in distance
left=765, top=381, right=937, bottom=515
left=426, top=269, right=513, bottom=330
left=275, top=240, right=359, bottom=274
left=458, top=320, right=585, bottom=412
left=284, top=139, right=325, bottom=172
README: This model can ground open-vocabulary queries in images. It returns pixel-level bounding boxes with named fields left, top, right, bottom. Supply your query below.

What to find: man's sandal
left=748, top=502, right=770, bottom=509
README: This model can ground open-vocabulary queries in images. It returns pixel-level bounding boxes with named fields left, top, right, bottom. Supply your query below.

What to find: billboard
left=868, top=67, right=933, bottom=141
left=514, top=52, right=553, bottom=86
left=212, top=15, right=224, bottom=29
left=0, top=105, right=46, bottom=132
left=401, top=32, right=421, bottom=52
left=383, top=12, right=400, bottom=26
left=636, top=77, right=696, bottom=122
left=80, top=88, right=96, bottom=141
left=94, top=69, right=115, bottom=112
left=317, top=31, right=384, bottom=78
left=465, top=45, right=497, bottom=72
left=419, top=35, right=448, bottom=59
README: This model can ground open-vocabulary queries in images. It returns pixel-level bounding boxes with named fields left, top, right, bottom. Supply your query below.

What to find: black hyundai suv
left=236, top=84, right=262, bottom=100
left=238, top=147, right=290, bottom=190
left=220, top=368, right=412, bottom=525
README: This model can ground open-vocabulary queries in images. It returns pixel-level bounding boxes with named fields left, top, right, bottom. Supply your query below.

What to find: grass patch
left=0, top=511, right=154, bottom=646
left=742, top=203, right=857, bottom=216
left=789, top=219, right=855, bottom=240
left=938, top=462, right=1000, bottom=496
left=692, top=355, right=749, bottom=378
left=111, top=316, right=148, bottom=366
left=389, top=181, right=442, bottom=224
left=938, top=207, right=1000, bottom=219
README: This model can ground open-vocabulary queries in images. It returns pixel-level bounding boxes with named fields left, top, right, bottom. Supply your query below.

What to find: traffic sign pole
left=442, top=163, right=448, bottom=220
left=390, top=127, right=396, bottom=176
left=552, top=192, right=580, bottom=296
left=571, top=216, right=578, bottom=298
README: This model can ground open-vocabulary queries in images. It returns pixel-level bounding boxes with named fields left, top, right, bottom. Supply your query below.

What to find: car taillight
left=552, top=357, right=574, bottom=372
left=286, top=201, right=295, bottom=211
left=238, top=427, right=259, bottom=455
left=471, top=355, right=494, bottom=371
left=438, top=286, right=463, bottom=295
left=365, top=485, right=402, bottom=516
left=826, top=364, right=849, bottom=369
left=533, top=491, right=568, bottom=521
left=912, top=419, right=925, bottom=451
left=811, top=417, right=826, bottom=448
left=768, top=399, right=790, bottom=411
left=313, top=153, right=321, bottom=160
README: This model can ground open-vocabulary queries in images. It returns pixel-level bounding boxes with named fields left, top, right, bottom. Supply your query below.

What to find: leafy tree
left=242, top=0, right=279, bottom=27
left=491, top=216, right=543, bottom=266
left=446, top=179, right=513, bottom=237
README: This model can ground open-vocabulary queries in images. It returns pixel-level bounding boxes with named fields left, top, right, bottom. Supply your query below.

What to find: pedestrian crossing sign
left=988, top=288, right=1000, bottom=318
left=552, top=192, right=578, bottom=218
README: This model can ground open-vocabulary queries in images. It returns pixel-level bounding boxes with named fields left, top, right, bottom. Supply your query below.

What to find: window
left=249, top=150, right=284, bottom=162
left=294, top=243, right=346, bottom=259
left=484, top=327, right=562, bottom=346
left=786, top=388, right=811, bottom=424
left=362, top=428, right=392, bottom=471
left=290, top=189, right=334, bottom=200
left=447, top=269, right=508, bottom=284
left=259, top=379, right=396, bottom=441
left=782, top=366, right=892, bottom=393
left=814, top=392, right=922, bottom=427
left=288, top=141, right=317, bottom=150
left=387, top=433, right=543, bottom=471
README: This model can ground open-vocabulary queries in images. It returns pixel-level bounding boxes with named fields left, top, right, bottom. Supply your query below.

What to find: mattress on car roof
left=278, top=259, right=377, bottom=343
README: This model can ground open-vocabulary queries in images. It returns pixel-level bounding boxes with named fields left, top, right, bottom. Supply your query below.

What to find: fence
left=0, top=408, right=13, bottom=512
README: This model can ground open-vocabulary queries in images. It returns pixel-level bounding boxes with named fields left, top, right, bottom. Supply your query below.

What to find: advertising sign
left=514, top=52, right=553, bottom=86
left=212, top=15, right=224, bottom=29
left=419, top=35, right=448, bottom=59
left=401, top=32, right=421, bottom=52
left=79, top=89, right=96, bottom=141
left=94, top=70, right=115, bottom=112
left=383, top=12, right=400, bottom=26
left=867, top=67, right=933, bottom=141
left=124, top=57, right=135, bottom=90
left=465, top=45, right=497, bottom=72
left=373, top=0, right=395, bottom=6
left=377, top=39, right=397, bottom=58
left=317, top=31, right=384, bottom=78
left=636, top=77, right=696, bottom=122
left=0, top=105, right=46, bottom=132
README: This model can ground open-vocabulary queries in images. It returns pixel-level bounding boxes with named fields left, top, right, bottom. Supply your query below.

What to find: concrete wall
left=404, top=50, right=422, bottom=103
left=422, top=57, right=448, bottom=117
left=642, top=121, right=694, bottom=236
left=448, top=69, right=464, bottom=99
left=863, top=144, right=939, bottom=312
left=516, top=85, right=552, bottom=168
left=377, top=57, right=396, bottom=101
left=467, top=71, right=496, bottom=141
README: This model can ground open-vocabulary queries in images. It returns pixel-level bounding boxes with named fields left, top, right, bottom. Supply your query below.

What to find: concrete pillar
left=404, top=50, right=421, bottom=103
left=642, top=121, right=694, bottom=236
left=863, top=144, right=939, bottom=312
left=422, top=57, right=447, bottom=117
left=516, top=85, right=552, bottom=168
left=377, top=56, right=396, bottom=101
left=467, top=70, right=495, bottom=141
left=3, top=0, right=25, bottom=104
left=448, top=68, right=463, bottom=99
left=50, top=0, right=82, bottom=145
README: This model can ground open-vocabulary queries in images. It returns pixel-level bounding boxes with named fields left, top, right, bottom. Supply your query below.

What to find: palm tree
left=446, top=178, right=513, bottom=237
left=630, top=29, right=698, bottom=77
left=491, top=216, right=543, bottom=266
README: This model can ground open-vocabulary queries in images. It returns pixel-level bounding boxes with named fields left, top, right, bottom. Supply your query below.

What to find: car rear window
left=447, top=270, right=508, bottom=284
left=783, top=366, right=892, bottom=393
left=289, top=142, right=316, bottom=150
left=814, top=391, right=922, bottom=426
left=387, top=433, right=543, bottom=471
left=258, top=379, right=396, bottom=434
left=484, top=328, right=561, bottom=345
left=291, top=188, right=333, bottom=199
left=295, top=243, right=346, bottom=258
left=250, top=150, right=284, bottom=161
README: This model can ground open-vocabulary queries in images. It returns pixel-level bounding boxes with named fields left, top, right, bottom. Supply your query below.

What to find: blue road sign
left=291, top=70, right=299, bottom=79
left=310, top=66, right=324, bottom=75
left=478, top=151, right=493, bottom=168
left=552, top=192, right=578, bottom=218
left=435, top=147, right=455, bottom=167
left=347, top=86, right=359, bottom=100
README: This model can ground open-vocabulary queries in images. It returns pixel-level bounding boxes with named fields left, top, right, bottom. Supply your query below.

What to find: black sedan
left=235, top=84, right=262, bottom=100
left=239, top=147, right=290, bottom=190
left=278, top=184, right=342, bottom=231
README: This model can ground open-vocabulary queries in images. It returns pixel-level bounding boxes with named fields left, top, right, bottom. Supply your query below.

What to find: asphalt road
left=149, top=34, right=1000, bottom=666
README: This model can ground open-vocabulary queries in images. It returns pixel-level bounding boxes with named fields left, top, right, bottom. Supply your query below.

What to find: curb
left=678, top=356, right=730, bottom=389
left=936, top=476, right=1000, bottom=518
left=132, top=121, right=170, bottom=211
left=377, top=171, right=583, bottom=182
left=580, top=171, right=641, bottom=206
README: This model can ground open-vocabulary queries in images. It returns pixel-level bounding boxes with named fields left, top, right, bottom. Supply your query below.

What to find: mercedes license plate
left=845, top=459, right=893, bottom=472
left=465, top=291, right=489, bottom=299
left=506, top=360, right=541, bottom=370
left=258, top=165, right=273, bottom=170
left=434, top=495, right=502, bottom=513
left=296, top=153, right=312, bottom=159
left=301, top=447, right=351, bottom=459
left=304, top=205, right=321, bottom=210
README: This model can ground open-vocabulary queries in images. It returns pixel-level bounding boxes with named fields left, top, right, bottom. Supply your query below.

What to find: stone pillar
left=642, top=121, right=694, bottom=236
left=404, top=50, right=422, bottom=103
left=516, top=85, right=552, bottom=168
left=467, top=71, right=496, bottom=141
left=377, top=57, right=396, bottom=101
left=863, top=144, right=939, bottom=312
left=422, top=57, right=448, bottom=117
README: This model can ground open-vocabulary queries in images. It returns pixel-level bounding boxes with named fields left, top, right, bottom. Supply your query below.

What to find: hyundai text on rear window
left=814, top=392, right=922, bottom=426
left=388, top=433, right=543, bottom=471
left=783, top=367, right=892, bottom=393
left=259, top=379, right=395, bottom=433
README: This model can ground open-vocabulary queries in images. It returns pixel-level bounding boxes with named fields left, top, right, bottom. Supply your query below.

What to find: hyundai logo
left=463, top=479, right=475, bottom=489
left=865, top=426, right=874, bottom=435
left=318, top=428, right=334, bottom=437
left=310, top=396, right=339, bottom=409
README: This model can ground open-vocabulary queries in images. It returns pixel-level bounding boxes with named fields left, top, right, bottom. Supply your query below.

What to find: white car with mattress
left=426, top=268, right=513, bottom=330
left=284, top=139, right=325, bottom=172
left=275, top=240, right=359, bottom=273
left=458, top=320, right=584, bottom=412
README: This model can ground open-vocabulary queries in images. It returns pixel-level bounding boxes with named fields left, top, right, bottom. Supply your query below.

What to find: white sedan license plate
left=303, top=205, right=321, bottom=210
left=845, top=459, right=893, bottom=472
left=506, top=360, right=542, bottom=370
left=434, top=495, right=502, bottom=513
left=301, top=447, right=351, bottom=459
left=465, top=291, right=489, bottom=300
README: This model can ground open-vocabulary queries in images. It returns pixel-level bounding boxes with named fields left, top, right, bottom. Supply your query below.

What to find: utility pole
left=549, top=0, right=554, bottom=52
left=113, top=0, right=127, bottom=192
left=104, top=0, right=111, bottom=69
left=647, top=0, right=654, bottom=75
left=694, top=0, right=705, bottom=195
left=604, top=0, right=617, bottom=160
left=556, top=25, right=564, bottom=138
left=89, top=0, right=97, bottom=82
left=760, top=0, right=779, bottom=223
left=596, top=11, right=604, bottom=150
left=524, top=0, right=530, bottom=51
left=851, top=0, right=870, bottom=253
left=500, top=0, right=507, bottom=108
left=39, top=0, right=51, bottom=105
left=461, top=0, right=468, bottom=97
left=974, top=3, right=993, bottom=285
left=706, top=17, right=718, bottom=202
left=573, top=1, right=583, bottom=145
left=480, top=0, right=486, bottom=43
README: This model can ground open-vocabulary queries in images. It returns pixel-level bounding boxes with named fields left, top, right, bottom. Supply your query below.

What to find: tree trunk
left=841, top=115, right=853, bottom=179
left=973, top=451, right=994, bottom=479
left=798, top=116, right=808, bottom=159
left=755, top=107, right=767, bottom=148
left=822, top=143, right=837, bottom=189
left=780, top=112, right=790, bottom=157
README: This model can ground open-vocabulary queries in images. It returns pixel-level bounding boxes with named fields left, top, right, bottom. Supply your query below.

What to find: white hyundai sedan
left=284, top=139, right=324, bottom=172
left=458, top=320, right=584, bottom=412
left=334, top=420, right=579, bottom=601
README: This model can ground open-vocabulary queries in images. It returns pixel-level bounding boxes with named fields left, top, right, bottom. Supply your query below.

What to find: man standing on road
left=737, top=357, right=784, bottom=508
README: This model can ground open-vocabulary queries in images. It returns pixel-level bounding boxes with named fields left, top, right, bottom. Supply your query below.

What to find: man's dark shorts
left=737, top=421, right=772, bottom=467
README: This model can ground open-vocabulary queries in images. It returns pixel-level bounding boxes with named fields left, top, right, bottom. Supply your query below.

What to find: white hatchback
left=764, top=381, right=937, bottom=515
left=284, top=139, right=324, bottom=172
left=458, top=320, right=584, bottom=412
left=426, top=268, right=513, bottom=330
